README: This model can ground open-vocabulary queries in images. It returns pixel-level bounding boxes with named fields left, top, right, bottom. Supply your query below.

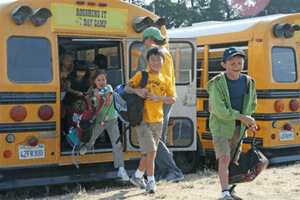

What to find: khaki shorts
left=212, top=126, right=242, bottom=162
left=135, top=120, right=163, bottom=155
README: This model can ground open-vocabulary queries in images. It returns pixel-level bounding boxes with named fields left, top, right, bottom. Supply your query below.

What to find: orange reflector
left=10, top=105, right=27, bottom=121
left=38, top=105, right=54, bottom=120
left=274, top=100, right=284, bottom=112
left=4, top=150, right=12, bottom=158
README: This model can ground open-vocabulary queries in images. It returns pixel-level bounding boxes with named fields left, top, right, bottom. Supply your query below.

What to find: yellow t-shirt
left=129, top=71, right=177, bottom=123
left=146, top=47, right=177, bottom=98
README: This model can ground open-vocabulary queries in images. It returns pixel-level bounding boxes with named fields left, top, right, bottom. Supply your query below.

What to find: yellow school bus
left=168, top=13, right=300, bottom=169
left=0, top=0, right=197, bottom=190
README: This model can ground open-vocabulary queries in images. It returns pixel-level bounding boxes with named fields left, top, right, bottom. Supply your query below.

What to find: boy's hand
left=239, top=114, right=256, bottom=129
left=136, top=88, right=149, bottom=98
left=146, top=93, right=160, bottom=102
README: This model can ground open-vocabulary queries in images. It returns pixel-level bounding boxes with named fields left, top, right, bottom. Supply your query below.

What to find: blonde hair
left=60, top=52, right=74, bottom=72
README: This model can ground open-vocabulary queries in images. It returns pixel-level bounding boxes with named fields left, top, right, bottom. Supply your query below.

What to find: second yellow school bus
left=168, top=13, right=300, bottom=170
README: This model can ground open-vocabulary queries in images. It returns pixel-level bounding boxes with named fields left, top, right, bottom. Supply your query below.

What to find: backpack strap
left=115, top=71, right=148, bottom=145
left=140, top=71, right=148, bottom=88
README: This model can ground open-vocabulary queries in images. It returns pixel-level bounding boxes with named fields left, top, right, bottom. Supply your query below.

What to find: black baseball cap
left=222, top=47, right=246, bottom=62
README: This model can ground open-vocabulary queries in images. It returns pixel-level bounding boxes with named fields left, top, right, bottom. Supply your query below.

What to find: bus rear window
left=7, top=37, right=52, bottom=83
left=272, top=47, right=297, bottom=83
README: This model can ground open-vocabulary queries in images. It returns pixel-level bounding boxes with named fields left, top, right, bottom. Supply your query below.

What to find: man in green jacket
left=205, top=47, right=257, bottom=200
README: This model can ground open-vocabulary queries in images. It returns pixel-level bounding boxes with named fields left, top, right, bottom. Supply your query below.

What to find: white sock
left=222, top=190, right=230, bottom=198
left=119, top=167, right=125, bottom=172
left=135, top=169, right=144, bottom=178
left=147, top=176, right=155, bottom=183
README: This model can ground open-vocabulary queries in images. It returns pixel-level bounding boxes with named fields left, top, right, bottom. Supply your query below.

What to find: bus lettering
left=94, top=20, right=107, bottom=28
left=76, top=8, right=101, bottom=18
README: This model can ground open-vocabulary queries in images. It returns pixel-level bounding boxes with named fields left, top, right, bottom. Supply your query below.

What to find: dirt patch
left=1, top=162, right=299, bottom=200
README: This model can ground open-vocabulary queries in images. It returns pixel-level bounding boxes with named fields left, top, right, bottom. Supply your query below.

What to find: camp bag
left=113, top=71, right=148, bottom=144
left=113, top=71, right=148, bottom=127
left=228, top=130, right=269, bottom=184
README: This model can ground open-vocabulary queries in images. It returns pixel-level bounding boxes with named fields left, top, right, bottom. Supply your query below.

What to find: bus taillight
left=11, top=105, right=27, bottom=121
left=284, top=124, right=292, bottom=131
left=289, top=99, right=299, bottom=111
left=88, top=2, right=96, bottom=6
left=38, top=105, right=54, bottom=120
left=77, top=1, right=85, bottom=5
left=28, top=137, right=38, bottom=146
left=4, top=150, right=12, bottom=158
left=274, top=100, right=284, bottom=112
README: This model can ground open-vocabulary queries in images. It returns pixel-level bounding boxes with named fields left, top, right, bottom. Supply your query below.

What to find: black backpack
left=113, top=71, right=148, bottom=143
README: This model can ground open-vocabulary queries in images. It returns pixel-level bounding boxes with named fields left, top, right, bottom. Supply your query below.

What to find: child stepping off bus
left=124, top=46, right=177, bottom=194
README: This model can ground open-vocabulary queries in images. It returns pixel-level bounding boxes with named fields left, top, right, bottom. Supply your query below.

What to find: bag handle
left=231, top=127, right=256, bottom=163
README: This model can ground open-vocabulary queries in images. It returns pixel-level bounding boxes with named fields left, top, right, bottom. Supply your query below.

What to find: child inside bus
left=124, top=46, right=177, bottom=194
left=63, top=60, right=93, bottom=130
left=205, top=46, right=257, bottom=200
left=78, top=70, right=130, bottom=182
left=60, top=52, right=75, bottom=134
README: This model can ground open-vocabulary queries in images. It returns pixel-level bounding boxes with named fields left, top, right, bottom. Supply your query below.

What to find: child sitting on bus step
left=60, top=52, right=75, bottom=134
left=63, top=60, right=93, bottom=130
left=124, top=46, right=177, bottom=194
left=205, top=46, right=257, bottom=200
left=79, top=70, right=130, bottom=182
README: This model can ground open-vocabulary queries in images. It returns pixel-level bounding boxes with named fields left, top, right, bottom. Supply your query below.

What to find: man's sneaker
left=130, top=175, right=147, bottom=189
left=146, top=181, right=156, bottom=194
left=222, top=195, right=233, bottom=200
left=79, top=145, right=87, bottom=155
left=165, top=172, right=185, bottom=182
left=118, top=170, right=130, bottom=182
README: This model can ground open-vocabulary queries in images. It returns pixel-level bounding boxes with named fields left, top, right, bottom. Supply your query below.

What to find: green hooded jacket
left=205, top=72, right=257, bottom=139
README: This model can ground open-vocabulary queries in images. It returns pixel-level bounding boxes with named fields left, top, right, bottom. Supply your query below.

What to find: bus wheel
left=173, top=151, right=204, bottom=174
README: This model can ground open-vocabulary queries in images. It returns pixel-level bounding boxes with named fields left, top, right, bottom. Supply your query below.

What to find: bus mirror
left=30, top=8, right=52, bottom=26
left=283, top=24, right=300, bottom=38
left=273, top=23, right=289, bottom=38
left=132, top=17, right=154, bottom=33
left=11, top=6, right=33, bottom=25
left=153, top=17, right=167, bottom=27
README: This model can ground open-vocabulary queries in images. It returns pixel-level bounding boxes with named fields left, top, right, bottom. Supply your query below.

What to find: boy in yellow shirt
left=124, top=46, right=177, bottom=194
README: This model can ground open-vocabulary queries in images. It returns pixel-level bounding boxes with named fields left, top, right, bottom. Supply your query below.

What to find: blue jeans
left=155, top=103, right=183, bottom=179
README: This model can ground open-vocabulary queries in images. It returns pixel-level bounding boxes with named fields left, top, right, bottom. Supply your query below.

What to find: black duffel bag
left=229, top=130, right=269, bottom=184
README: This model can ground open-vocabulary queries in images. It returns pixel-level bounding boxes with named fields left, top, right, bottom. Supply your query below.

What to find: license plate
left=19, top=145, right=45, bottom=160
left=279, top=130, right=294, bottom=141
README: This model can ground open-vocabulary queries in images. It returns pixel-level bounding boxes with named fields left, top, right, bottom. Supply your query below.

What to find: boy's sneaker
left=118, top=170, right=130, bottom=182
left=130, top=175, right=147, bottom=189
left=146, top=181, right=156, bottom=194
left=222, top=195, right=233, bottom=200
left=79, top=145, right=88, bottom=155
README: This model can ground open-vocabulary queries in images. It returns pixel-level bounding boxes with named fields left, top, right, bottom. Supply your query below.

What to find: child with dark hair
left=63, top=60, right=93, bottom=129
left=79, top=70, right=130, bottom=182
left=125, top=46, right=177, bottom=194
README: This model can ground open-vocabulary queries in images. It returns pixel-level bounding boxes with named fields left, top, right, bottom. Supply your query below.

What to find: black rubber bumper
left=257, top=144, right=300, bottom=164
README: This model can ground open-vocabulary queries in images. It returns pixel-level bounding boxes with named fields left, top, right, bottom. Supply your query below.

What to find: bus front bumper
left=257, top=144, right=300, bottom=164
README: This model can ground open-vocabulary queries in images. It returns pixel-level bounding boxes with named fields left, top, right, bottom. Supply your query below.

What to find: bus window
left=129, top=42, right=148, bottom=78
left=7, top=37, right=52, bottom=83
left=169, top=42, right=194, bottom=84
left=272, top=47, right=297, bottom=82
left=99, top=46, right=119, bottom=69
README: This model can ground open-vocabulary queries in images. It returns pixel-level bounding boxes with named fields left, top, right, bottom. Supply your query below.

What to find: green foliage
left=130, top=0, right=300, bottom=28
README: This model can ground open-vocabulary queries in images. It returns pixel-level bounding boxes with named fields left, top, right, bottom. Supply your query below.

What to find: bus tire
left=173, top=150, right=204, bottom=174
